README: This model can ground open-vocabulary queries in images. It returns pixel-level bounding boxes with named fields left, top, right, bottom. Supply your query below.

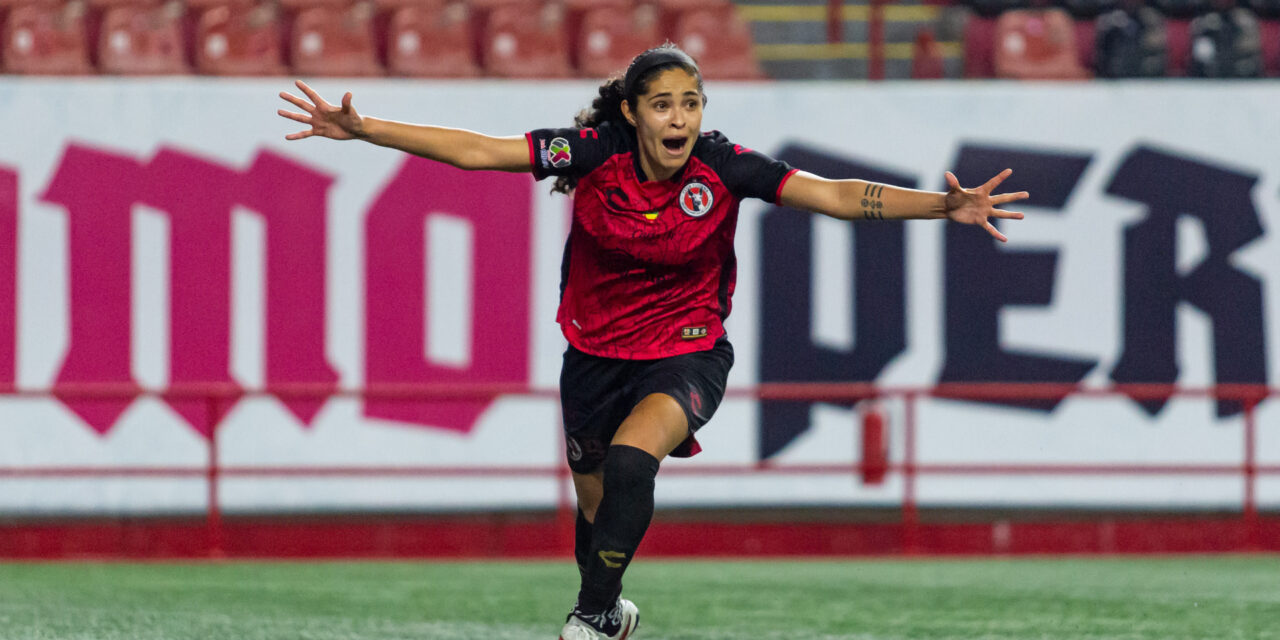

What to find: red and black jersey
left=526, top=121, right=797, bottom=359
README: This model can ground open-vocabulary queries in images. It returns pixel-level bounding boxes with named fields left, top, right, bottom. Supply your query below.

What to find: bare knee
left=572, top=470, right=604, bottom=522
left=612, top=393, right=689, bottom=460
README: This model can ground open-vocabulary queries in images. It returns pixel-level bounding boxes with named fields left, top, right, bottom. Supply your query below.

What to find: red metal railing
left=0, top=383, right=1275, bottom=555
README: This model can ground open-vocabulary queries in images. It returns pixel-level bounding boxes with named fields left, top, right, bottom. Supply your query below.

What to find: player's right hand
left=277, top=80, right=365, bottom=141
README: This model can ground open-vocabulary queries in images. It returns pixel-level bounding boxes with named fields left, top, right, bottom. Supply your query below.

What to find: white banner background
left=0, top=79, right=1277, bottom=514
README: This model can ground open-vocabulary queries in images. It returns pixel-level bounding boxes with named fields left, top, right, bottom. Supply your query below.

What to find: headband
left=623, top=48, right=700, bottom=98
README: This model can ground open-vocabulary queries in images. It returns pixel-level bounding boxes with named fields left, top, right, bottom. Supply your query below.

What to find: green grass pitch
left=1, top=556, right=1278, bottom=639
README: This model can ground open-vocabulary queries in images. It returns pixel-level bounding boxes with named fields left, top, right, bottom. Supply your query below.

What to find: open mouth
left=661, top=137, right=687, bottom=154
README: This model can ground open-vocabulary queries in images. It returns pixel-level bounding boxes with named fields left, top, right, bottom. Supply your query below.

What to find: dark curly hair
left=552, top=43, right=706, bottom=195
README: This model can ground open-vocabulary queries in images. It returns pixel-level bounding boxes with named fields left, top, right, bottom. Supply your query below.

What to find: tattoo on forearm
left=860, top=183, right=885, bottom=220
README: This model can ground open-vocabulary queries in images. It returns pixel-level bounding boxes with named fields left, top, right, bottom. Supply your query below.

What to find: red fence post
left=861, top=402, right=888, bottom=485
left=1243, top=397, right=1260, bottom=550
left=868, top=0, right=885, bottom=80
left=826, top=0, right=843, bottom=46
left=902, top=391, right=920, bottom=554
left=206, top=395, right=225, bottom=558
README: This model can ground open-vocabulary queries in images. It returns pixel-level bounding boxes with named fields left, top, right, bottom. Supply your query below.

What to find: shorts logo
left=548, top=137, right=572, bottom=168
left=679, top=182, right=713, bottom=217
left=566, top=436, right=583, bottom=462
left=682, top=326, right=707, bottom=340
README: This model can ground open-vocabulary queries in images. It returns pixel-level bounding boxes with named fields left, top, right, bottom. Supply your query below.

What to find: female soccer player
left=278, top=44, right=1027, bottom=640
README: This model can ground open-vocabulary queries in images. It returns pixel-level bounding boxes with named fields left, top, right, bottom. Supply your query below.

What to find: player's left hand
left=943, top=169, right=1028, bottom=243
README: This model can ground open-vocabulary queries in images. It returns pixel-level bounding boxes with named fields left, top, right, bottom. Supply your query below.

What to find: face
left=622, top=67, right=704, bottom=182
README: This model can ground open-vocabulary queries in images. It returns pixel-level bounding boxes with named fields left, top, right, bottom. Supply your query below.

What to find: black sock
left=577, top=445, right=660, bottom=615
left=575, top=508, right=593, bottom=581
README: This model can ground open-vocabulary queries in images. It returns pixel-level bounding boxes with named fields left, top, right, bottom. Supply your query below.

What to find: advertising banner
left=0, top=79, right=1276, bottom=514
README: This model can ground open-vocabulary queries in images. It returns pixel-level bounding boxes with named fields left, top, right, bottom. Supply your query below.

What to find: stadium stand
left=288, top=1, right=382, bottom=76
left=1151, top=0, right=1212, bottom=17
left=194, top=2, right=286, bottom=75
left=911, top=26, right=945, bottom=77
left=480, top=1, right=572, bottom=77
left=97, top=0, right=186, bottom=74
left=1093, top=0, right=1167, bottom=77
left=3, top=0, right=1280, bottom=80
left=962, top=12, right=999, bottom=76
left=672, top=3, right=765, bottom=79
left=965, top=0, right=1030, bottom=18
left=1058, top=0, right=1119, bottom=18
left=1262, top=12, right=1280, bottom=73
left=384, top=0, right=480, bottom=77
left=1164, top=16, right=1194, bottom=73
left=1187, top=0, right=1263, bottom=76
left=2, top=0, right=92, bottom=74
left=574, top=2, right=660, bottom=78
left=992, top=3, right=1091, bottom=78
left=1246, top=0, right=1280, bottom=14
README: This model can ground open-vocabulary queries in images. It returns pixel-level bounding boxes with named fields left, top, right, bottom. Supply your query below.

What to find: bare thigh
left=572, top=393, right=688, bottom=522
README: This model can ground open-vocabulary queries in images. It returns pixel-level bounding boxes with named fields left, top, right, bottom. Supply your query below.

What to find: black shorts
left=559, top=337, right=734, bottom=474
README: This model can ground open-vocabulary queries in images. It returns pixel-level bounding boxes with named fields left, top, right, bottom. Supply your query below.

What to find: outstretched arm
left=277, top=80, right=530, bottom=172
left=778, top=168, right=1029, bottom=242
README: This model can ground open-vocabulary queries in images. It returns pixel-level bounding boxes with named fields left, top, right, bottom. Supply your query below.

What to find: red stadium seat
left=962, top=14, right=998, bottom=78
left=289, top=1, right=382, bottom=76
left=194, top=2, right=286, bottom=76
left=1164, top=17, right=1192, bottom=75
left=1261, top=18, right=1280, bottom=76
left=993, top=7, right=1091, bottom=79
left=672, top=5, right=765, bottom=80
left=1072, top=14, right=1095, bottom=71
left=184, top=0, right=253, bottom=8
left=652, top=0, right=726, bottom=10
left=1, top=0, right=93, bottom=74
left=562, top=0, right=630, bottom=9
left=385, top=0, right=479, bottom=77
left=467, top=0, right=538, bottom=10
left=911, top=28, right=946, bottom=79
left=574, top=3, right=659, bottom=77
left=481, top=1, right=572, bottom=78
left=278, top=0, right=347, bottom=8
left=97, top=0, right=188, bottom=74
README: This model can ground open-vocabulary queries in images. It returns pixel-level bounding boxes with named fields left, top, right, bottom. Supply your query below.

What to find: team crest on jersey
left=548, top=137, right=572, bottom=168
left=679, top=182, right=714, bottom=217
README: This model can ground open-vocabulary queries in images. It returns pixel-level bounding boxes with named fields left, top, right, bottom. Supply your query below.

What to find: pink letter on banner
left=41, top=144, right=142, bottom=433
left=142, top=148, right=242, bottom=435
left=0, top=167, right=15, bottom=388
left=365, top=158, right=532, bottom=433
left=239, top=150, right=338, bottom=424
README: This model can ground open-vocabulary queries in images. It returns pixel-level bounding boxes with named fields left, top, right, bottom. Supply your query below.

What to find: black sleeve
left=696, top=131, right=798, bottom=204
left=525, top=123, right=627, bottom=182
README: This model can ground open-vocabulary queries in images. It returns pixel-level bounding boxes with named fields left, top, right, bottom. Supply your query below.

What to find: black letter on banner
left=758, top=145, right=908, bottom=460
left=939, top=146, right=1097, bottom=409
left=1107, top=145, right=1267, bottom=416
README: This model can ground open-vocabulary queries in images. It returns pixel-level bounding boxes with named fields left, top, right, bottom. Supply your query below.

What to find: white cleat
left=558, top=598, right=639, bottom=640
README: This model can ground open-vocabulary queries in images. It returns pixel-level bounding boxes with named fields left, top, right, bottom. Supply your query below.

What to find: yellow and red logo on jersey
left=681, top=326, right=708, bottom=339
left=679, top=181, right=713, bottom=218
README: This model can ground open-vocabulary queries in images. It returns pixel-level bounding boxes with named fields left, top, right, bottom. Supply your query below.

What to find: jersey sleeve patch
left=526, top=123, right=624, bottom=181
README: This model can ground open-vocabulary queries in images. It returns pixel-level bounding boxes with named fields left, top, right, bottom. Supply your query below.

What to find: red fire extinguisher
left=860, top=402, right=888, bottom=485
